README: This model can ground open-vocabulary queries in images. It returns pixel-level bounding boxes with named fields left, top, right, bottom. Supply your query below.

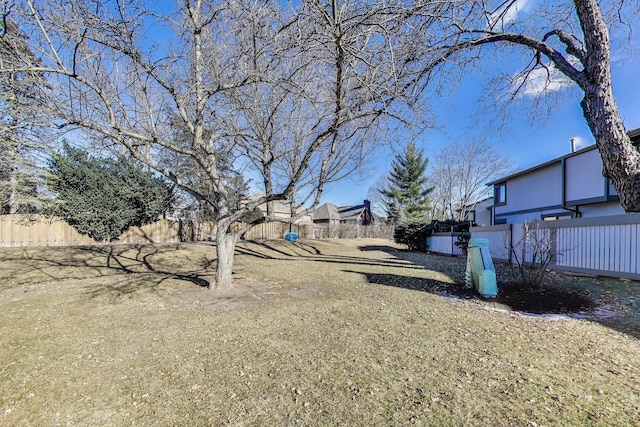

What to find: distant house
left=312, top=200, right=374, bottom=225
left=485, top=128, right=640, bottom=225
left=464, top=197, right=493, bottom=226
left=256, top=199, right=312, bottom=224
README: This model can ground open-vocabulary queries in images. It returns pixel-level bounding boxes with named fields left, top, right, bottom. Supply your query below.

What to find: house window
left=494, top=183, right=506, bottom=205
left=465, top=210, right=476, bottom=222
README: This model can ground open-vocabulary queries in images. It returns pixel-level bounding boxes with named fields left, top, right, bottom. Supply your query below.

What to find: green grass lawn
left=1, top=239, right=639, bottom=426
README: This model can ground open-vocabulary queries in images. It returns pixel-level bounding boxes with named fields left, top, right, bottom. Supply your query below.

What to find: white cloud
left=512, top=66, right=572, bottom=97
left=488, top=0, right=533, bottom=30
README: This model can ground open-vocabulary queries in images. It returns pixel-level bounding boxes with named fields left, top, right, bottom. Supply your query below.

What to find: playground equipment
left=465, top=237, right=498, bottom=298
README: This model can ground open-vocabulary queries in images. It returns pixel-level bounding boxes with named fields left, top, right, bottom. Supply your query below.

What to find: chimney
left=363, top=199, right=372, bottom=224
left=570, top=137, right=577, bottom=153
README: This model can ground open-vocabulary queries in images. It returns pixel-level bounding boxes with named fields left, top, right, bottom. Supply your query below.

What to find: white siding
left=475, top=208, right=492, bottom=226
left=579, top=202, right=625, bottom=218
left=494, top=163, right=562, bottom=217
left=565, top=149, right=605, bottom=202
left=469, top=198, right=493, bottom=226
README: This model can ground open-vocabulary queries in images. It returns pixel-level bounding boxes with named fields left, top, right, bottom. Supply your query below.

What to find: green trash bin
left=466, top=238, right=497, bottom=298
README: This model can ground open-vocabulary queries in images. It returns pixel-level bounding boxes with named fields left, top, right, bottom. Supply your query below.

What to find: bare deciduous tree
left=429, top=139, right=512, bottom=221
left=7, top=0, right=443, bottom=289
left=509, top=221, right=559, bottom=288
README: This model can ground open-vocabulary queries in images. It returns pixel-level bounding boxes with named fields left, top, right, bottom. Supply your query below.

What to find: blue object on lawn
left=285, top=231, right=298, bottom=242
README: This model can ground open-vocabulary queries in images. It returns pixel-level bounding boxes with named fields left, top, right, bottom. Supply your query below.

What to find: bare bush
left=509, top=221, right=558, bottom=288
left=312, top=224, right=393, bottom=240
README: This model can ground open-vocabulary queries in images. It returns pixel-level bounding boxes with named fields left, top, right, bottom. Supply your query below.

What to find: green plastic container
left=467, top=238, right=497, bottom=298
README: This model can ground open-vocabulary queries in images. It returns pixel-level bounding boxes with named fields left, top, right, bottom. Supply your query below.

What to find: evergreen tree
left=48, top=144, right=173, bottom=241
left=0, top=17, right=52, bottom=213
left=380, top=142, right=433, bottom=223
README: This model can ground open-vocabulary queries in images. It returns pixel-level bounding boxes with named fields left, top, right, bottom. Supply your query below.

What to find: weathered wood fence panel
left=0, top=215, right=209, bottom=247
left=118, top=220, right=182, bottom=244
left=0, top=215, right=389, bottom=248
left=311, top=223, right=393, bottom=239
left=242, top=223, right=313, bottom=240
left=0, top=215, right=95, bottom=247
left=470, top=213, right=640, bottom=280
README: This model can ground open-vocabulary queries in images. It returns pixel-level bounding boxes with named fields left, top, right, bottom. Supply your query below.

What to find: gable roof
left=336, top=204, right=366, bottom=221
left=313, top=203, right=341, bottom=221
left=312, top=201, right=372, bottom=222
left=487, top=144, right=595, bottom=185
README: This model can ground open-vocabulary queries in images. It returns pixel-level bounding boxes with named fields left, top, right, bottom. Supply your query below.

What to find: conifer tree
left=48, top=144, right=173, bottom=241
left=380, top=142, right=433, bottom=223
left=0, top=17, right=51, bottom=213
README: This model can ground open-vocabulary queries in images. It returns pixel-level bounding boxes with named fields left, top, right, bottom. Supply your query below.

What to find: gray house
left=486, top=128, right=640, bottom=225
left=312, top=200, right=374, bottom=225
left=464, top=197, right=494, bottom=226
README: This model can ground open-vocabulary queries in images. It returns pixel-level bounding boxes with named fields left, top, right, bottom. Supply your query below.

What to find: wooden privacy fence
left=0, top=215, right=97, bottom=247
left=242, top=222, right=313, bottom=240
left=468, top=213, right=640, bottom=281
left=0, top=215, right=387, bottom=248
left=0, top=215, right=187, bottom=247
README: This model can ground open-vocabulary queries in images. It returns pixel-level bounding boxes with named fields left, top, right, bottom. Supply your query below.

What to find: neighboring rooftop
left=312, top=200, right=373, bottom=224
left=488, top=127, right=640, bottom=185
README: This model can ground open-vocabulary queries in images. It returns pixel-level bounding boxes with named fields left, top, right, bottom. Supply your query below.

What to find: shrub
left=393, top=219, right=431, bottom=251
left=48, top=144, right=173, bottom=241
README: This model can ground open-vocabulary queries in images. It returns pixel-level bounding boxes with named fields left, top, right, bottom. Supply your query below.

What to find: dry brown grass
left=1, top=239, right=639, bottom=426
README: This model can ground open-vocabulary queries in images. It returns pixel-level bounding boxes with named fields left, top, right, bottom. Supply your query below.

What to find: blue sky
left=320, top=25, right=640, bottom=208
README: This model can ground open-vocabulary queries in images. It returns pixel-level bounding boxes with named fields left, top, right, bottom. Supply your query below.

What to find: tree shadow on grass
left=345, top=269, right=477, bottom=298
left=77, top=245, right=213, bottom=296
left=0, top=244, right=212, bottom=303
left=236, top=241, right=423, bottom=270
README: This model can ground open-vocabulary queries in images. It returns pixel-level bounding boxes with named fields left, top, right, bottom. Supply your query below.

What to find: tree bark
left=213, top=218, right=238, bottom=290
left=574, top=0, right=640, bottom=212
left=8, top=161, right=17, bottom=214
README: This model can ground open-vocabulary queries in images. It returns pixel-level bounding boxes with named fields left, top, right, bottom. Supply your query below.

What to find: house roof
left=488, top=127, right=640, bottom=186
left=464, top=196, right=494, bottom=210
left=312, top=202, right=369, bottom=221
left=487, top=144, right=595, bottom=185
left=312, top=203, right=341, bottom=221
left=337, top=204, right=366, bottom=221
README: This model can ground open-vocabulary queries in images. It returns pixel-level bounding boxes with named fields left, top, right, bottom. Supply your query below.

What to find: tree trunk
left=576, top=0, right=640, bottom=212
left=212, top=219, right=239, bottom=290
left=580, top=94, right=640, bottom=212
left=8, top=164, right=17, bottom=214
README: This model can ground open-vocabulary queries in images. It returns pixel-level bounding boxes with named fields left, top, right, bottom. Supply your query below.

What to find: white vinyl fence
left=426, top=232, right=464, bottom=256
left=469, top=213, right=640, bottom=281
